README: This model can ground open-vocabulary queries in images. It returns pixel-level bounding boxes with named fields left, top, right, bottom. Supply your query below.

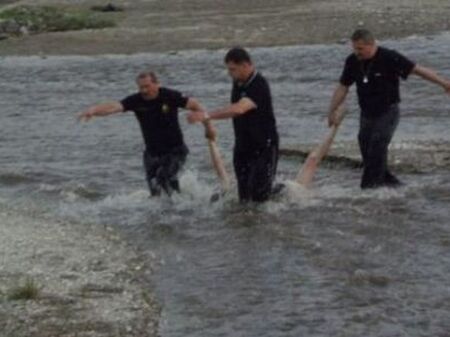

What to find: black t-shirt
left=121, top=87, right=188, bottom=155
left=340, top=46, right=415, bottom=116
left=231, top=72, right=279, bottom=152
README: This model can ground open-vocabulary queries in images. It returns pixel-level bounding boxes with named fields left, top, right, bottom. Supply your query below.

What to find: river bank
left=0, top=204, right=160, bottom=337
left=0, top=0, right=449, bottom=56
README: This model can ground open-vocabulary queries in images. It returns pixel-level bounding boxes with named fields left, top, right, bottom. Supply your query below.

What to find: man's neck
left=239, top=68, right=256, bottom=86
left=142, top=87, right=160, bottom=100
left=367, top=46, right=378, bottom=60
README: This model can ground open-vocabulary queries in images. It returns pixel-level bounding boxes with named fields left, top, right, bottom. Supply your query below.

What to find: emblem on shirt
left=162, top=104, right=170, bottom=113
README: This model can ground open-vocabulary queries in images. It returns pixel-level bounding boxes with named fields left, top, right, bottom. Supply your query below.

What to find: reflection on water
left=1, top=33, right=450, bottom=336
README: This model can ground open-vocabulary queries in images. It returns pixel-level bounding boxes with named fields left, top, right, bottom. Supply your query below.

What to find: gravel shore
left=0, top=204, right=160, bottom=337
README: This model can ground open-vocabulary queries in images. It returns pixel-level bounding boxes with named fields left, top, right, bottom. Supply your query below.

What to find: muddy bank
left=0, top=0, right=449, bottom=55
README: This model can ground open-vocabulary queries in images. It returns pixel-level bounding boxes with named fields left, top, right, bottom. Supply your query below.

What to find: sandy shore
left=0, top=204, right=160, bottom=337
left=0, top=0, right=449, bottom=56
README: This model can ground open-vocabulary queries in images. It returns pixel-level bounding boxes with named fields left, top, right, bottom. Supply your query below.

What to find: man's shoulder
left=255, top=72, right=268, bottom=83
left=119, top=93, right=144, bottom=113
left=377, top=46, right=404, bottom=60
left=250, top=72, right=270, bottom=90
left=121, top=92, right=142, bottom=106
left=123, top=92, right=141, bottom=100
left=160, top=87, right=183, bottom=97
left=345, top=53, right=357, bottom=63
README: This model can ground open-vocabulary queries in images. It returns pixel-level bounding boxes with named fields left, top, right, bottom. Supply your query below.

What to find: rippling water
left=1, top=33, right=450, bottom=336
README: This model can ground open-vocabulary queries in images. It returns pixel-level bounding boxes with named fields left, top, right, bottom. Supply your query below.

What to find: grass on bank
left=0, top=5, right=116, bottom=34
left=7, top=277, right=41, bottom=301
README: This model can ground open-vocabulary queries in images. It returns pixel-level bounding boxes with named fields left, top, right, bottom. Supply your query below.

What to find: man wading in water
left=328, top=29, right=450, bottom=189
left=188, top=47, right=279, bottom=202
left=78, top=71, right=216, bottom=197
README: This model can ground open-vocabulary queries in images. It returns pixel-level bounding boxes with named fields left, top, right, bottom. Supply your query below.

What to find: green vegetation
left=7, top=277, right=41, bottom=301
left=0, top=5, right=116, bottom=35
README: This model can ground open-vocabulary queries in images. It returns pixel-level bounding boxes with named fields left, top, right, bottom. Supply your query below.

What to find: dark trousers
left=143, top=145, right=188, bottom=196
left=233, top=143, right=278, bottom=202
left=358, top=104, right=401, bottom=189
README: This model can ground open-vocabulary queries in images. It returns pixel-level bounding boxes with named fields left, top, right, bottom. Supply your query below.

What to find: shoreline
left=0, top=31, right=448, bottom=60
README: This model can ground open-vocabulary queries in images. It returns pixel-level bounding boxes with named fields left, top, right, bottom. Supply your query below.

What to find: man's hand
left=77, top=108, right=95, bottom=122
left=328, top=109, right=342, bottom=127
left=187, top=110, right=209, bottom=124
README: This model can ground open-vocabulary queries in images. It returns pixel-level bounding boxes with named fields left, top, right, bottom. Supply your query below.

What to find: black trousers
left=358, top=104, right=401, bottom=189
left=143, top=145, right=188, bottom=196
left=233, top=143, right=278, bottom=202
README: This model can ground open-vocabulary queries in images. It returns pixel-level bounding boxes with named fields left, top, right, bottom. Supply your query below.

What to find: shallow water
left=1, top=33, right=450, bottom=336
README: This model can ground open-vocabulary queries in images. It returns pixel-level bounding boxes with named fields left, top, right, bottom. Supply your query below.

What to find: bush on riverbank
left=0, top=5, right=116, bottom=36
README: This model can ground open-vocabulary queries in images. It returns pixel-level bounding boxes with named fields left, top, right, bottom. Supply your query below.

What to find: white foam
left=261, top=179, right=414, bottom=216
left=54, top=169, right=227, bottom=224
left=38, top=183, right=59, bottom=192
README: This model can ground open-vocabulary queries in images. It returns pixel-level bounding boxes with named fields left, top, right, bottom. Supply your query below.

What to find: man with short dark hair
left=328, top=29, right=450, bottom=188
left=188, top=47, right=279, bottom=202
left=78, top=71, right=215, bottom=197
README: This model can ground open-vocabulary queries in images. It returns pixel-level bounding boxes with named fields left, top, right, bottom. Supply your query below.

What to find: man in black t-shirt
left=328, top=29, right=450, bottom=189
left=78, top=71, right=215, bottom=197
left=188, top=47, right=279, bottom=202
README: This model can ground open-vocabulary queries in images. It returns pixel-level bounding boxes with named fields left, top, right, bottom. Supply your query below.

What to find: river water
left=1, top=33, right=450, bottom=336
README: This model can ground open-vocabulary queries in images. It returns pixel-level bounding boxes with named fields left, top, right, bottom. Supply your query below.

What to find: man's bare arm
left=78, top=102, right=124, bottom=122
left=412, top=65, right=450, bottom=94
left=187, top=97, right=256, bottom=125
left=185, top=98, right=204, bottom=112
left=208, top=97, right=256, bottom=120
left=328, top=84, right=349, bottom=127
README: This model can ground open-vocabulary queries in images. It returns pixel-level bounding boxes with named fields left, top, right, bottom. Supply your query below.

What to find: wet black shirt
left=121, top=87, right=188, bottom=155
left=231, top=72, right=278, bottom=152
left=340, top=47, right=415, bottom=116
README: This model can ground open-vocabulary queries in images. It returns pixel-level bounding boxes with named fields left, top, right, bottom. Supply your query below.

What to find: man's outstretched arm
left=187, top=97, right=256, bottom=124
left=412, top=65, right=450, bottom=94
left=78, top=102, right=124, bottom=122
